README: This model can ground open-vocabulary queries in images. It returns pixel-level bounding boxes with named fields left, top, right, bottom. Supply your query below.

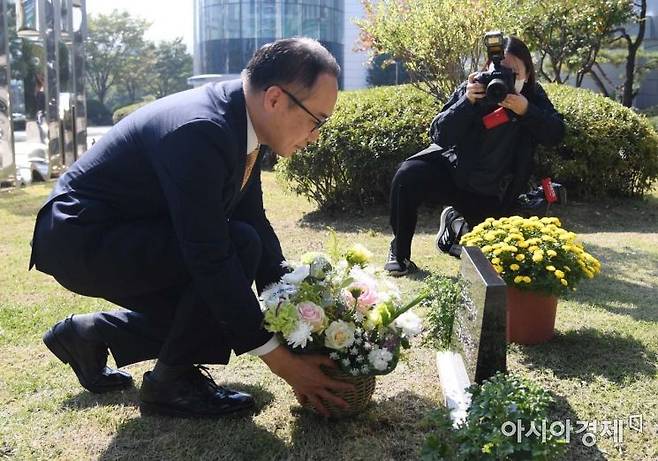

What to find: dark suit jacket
left=30, top=79, right=284, bottom=354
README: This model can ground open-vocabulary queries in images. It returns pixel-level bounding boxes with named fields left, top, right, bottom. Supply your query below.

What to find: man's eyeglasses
left=276, top=86, right=328, bottom=132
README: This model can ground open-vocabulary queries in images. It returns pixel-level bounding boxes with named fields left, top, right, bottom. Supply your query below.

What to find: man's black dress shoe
left=139, top=366, right=255, bottom=418
left=43, top=315, right=133, bottom=393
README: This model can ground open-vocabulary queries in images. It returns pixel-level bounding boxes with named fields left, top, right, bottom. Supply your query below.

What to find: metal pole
left=0, top=0, right=16, bottom=186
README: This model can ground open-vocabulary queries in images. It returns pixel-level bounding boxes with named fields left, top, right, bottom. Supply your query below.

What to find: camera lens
left=487, top=79, right=508, bottom=104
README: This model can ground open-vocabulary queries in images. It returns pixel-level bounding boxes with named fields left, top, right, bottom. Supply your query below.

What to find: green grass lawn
left=1, top=174, right=657, bottom=460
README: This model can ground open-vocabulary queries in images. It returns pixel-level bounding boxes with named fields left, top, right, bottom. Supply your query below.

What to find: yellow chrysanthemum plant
left=460, top=216, right=601, bottom=297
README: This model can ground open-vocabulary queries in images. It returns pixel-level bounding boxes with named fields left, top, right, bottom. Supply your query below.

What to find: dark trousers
left=33, top=204, right=262, bottom=368
left=389, top=156, right=505, bottom=261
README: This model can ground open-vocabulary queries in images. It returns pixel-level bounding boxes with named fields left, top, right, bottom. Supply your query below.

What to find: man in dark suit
left=30, top=38, right=352, bottom=418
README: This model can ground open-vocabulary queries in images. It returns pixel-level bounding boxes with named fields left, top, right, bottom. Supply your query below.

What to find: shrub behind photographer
left=385, top=33, right=565, bottom=276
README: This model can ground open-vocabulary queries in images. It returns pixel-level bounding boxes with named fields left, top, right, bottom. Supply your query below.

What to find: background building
left=192, top=0, right=368, bottom=90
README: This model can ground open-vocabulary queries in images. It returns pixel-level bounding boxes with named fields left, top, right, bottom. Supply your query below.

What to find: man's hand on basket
left=261, top=345, right=354, bottom=416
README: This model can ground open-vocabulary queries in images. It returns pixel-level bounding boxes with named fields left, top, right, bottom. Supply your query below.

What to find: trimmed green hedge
left=112, top=100, right=151, bottom=125
left=276, top=83, right=658, bottom=210
left=540, top=84, right=658, bottom=198
left=276, top=84, right=440, bottom=210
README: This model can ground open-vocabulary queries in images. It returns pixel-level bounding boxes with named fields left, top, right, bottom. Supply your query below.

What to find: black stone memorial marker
left=436, top=246, right=507, bottom=423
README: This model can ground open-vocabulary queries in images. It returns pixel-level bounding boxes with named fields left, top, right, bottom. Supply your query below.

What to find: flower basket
left=506, top=286, right=558, bottom=345
left=302, top=366, right=376, bottom=418
left=260, top=241, right=433, bottom=417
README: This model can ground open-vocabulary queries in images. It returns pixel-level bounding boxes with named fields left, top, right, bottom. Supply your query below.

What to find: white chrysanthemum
left=260, top=282, right=297, bottom=310
left=329, top=352, right=340, bottom=360
left=393, top=311, right=423, bottom=337
left=282, top=265, right=310, bottom=285
left=286, top=321, right=314, bottom=349
left=368, top=347, right=394, bottom=371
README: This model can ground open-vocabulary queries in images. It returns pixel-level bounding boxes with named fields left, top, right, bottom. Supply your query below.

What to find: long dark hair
left=482, top=35, right=536, bottom=95
left=505, top=35, right=536, bottom=91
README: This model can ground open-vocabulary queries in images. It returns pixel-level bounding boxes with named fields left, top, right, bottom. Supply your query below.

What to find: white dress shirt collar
left=246, top=104, right=259, bottom=156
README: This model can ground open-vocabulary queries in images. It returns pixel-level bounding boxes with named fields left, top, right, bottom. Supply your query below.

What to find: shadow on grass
left=297, top=204, right=443, bottom=236
left=520, top=328, right=657, bottom=384
left=569, top=243, right=658, bottom=323
left=549, top=392, right=608, bottom=461
left=287, top=390, right=437, bottom=460
left=96, top=384, right=283, bottom=461
left=554, top=194, right=658, bottom=234
left=64, top=381, right=273, bottom=413
left=63, top=386, right=140, bottom=410
left=297, top=191, right=658, bottom=238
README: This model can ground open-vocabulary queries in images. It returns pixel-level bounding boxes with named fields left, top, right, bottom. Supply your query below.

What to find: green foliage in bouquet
left=261, top=243, right=431, bottom=376
left=460, top=216, right=601, bottom=297
left=421, top=373, right=567, bottom=461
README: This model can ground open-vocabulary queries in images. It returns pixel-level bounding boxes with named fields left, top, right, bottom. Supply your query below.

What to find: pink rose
left=296, top=302, right=325, bottom=332
left=342, top=282, right=378, bottom=314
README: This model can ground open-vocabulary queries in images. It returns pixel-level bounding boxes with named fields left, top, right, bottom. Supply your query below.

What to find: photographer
left=385, top=34, right=565, bottom=276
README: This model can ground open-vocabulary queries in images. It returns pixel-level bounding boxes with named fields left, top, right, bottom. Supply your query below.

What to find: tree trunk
left=588, top=67, right=610, bottom=97
left=622, top=0, right=647, bottom=107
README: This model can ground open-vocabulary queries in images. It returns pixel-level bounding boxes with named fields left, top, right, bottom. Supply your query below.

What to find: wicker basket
left=304, top=366, right=376, bottom=418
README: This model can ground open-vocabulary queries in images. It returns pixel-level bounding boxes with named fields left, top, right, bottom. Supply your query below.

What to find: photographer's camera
left=475, top=31, right=516, bottom=104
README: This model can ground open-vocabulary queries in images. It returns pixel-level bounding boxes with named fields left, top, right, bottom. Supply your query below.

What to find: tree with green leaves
left=149, top=38, right=193, bottom=99
left=357, top=0, right=519, bottom=101
left=594, top=0, right=655, bottom=106
left=517, top=0, right=632, bottom=86
left=120, top=42, right=156, bottom=104
left=85, top=10, right=151, bottom=106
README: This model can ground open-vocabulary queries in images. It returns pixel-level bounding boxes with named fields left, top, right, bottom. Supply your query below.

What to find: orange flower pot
left=506, top=287, right=558, bottom=345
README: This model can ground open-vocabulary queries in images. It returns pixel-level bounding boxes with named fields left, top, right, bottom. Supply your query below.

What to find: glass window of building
left=194, top=0, right=345, bottom=86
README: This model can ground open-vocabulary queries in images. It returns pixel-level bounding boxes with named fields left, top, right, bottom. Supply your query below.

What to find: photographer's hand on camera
left=466, top=72, right=486, bottom=104
left=499, top=93, right=528, bottom=116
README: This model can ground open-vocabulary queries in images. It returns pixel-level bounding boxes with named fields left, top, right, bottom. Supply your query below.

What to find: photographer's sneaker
left=384, top=245, right=418, bottom=277
left=436, top=206, right=469, bottom=258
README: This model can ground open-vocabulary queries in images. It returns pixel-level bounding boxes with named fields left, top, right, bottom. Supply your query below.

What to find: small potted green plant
left=459, top=216, right=601, bottom=344
left=421, top=372, right=567, bottom=460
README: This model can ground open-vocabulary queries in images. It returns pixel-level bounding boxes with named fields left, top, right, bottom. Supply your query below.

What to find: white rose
left=324, top=320, right=356, bottom=350
left=393, top=311, right=423, bottom=337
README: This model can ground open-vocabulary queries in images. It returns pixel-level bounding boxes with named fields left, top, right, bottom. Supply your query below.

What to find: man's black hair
left=244, top=37, right=340, bottom=93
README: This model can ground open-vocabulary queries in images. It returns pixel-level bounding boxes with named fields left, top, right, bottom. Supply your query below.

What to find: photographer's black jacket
left=419, top=81, right=565, bottom=207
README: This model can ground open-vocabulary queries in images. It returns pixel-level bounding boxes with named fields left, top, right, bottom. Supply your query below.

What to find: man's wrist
left=260, top=344, right=290, bottom=374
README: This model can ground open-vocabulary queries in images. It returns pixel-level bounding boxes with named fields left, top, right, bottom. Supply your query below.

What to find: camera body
left=474, top=31, right=515, bottom=105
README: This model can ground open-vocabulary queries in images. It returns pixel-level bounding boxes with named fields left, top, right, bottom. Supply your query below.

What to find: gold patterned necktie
left=241, top=144, right=260, bottom=190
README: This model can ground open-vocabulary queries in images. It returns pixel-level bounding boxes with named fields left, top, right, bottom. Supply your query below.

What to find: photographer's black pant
left=389, top=156, right=506, bottom=261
